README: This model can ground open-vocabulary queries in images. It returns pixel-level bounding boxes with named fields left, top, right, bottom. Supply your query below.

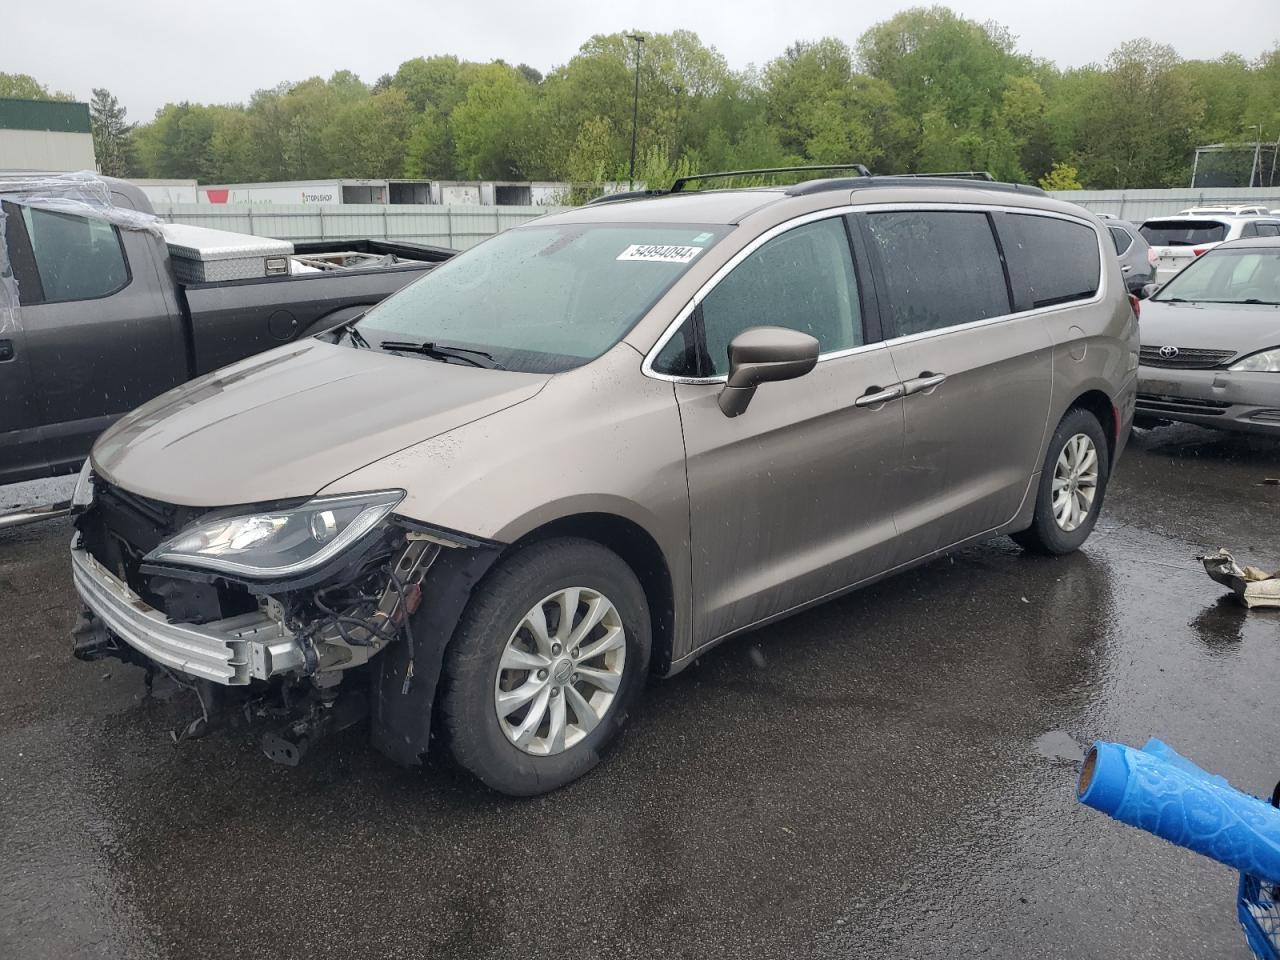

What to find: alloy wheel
left=494, top=587, right=627, bottom=756
left=1052, top=433, right=1099, bottom=532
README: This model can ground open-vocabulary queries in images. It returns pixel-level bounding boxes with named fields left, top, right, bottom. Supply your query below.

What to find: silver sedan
left=1136, top=237, right=1280, bottom=436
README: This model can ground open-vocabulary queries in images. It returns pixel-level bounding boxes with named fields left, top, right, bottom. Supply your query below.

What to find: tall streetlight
left=625, top=33, right=645, bottom=189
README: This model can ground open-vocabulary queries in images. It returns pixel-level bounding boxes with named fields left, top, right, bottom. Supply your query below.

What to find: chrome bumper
left=71, top=543, right=304, bottom=685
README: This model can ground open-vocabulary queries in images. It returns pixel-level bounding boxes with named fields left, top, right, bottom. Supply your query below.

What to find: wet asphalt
left=2, top=424, right=1279, bottom=960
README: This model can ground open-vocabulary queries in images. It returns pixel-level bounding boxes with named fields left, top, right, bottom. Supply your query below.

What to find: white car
left=1140, top=215, right=1280, bottom=282
left=1177, top=205, right=1271, bottom=216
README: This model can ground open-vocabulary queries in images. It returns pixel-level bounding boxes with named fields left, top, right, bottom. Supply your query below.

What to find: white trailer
left=199, top=180, right=390, bottom=205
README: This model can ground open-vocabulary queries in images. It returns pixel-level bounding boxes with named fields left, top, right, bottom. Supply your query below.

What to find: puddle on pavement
left=1034, top=729, right=1085, bottom=764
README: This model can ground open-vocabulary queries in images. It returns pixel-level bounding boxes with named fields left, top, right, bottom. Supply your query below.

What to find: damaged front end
left=69, top=463, right=500, bottom=766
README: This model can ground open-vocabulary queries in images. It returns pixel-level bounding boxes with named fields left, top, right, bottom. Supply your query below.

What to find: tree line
left=5, top=6, right=1280, bottom=192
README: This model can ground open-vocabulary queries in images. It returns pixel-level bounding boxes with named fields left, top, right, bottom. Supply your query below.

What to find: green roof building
left=0, top=98, right=96, bottom=172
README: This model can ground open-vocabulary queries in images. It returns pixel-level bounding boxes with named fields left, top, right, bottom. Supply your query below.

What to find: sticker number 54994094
left=616, top=244, right=704, bottom=264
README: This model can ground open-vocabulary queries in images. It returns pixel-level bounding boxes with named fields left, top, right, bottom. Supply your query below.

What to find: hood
left=93, top=340, right=548, bottom=507
left=1140, top=299, right=1280, bottom=359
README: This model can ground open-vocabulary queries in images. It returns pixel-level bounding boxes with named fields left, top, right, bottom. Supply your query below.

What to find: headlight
left=71, top=459, right=94, bottom=511
left=145, top=490, right=404, bottom=578
left=1228, top=348, right=1280, bottom=373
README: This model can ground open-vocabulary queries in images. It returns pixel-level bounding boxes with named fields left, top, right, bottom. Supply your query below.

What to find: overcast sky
left=9, top=0, right=1280, bottom=120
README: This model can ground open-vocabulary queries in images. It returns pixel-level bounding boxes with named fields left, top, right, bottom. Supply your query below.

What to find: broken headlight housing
left=145, top=490, right=404, bottom=579
left=1228, top=348, right=1280, bottom=373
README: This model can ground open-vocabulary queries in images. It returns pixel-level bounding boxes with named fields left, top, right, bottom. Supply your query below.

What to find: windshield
left=1140, top=220, right=1228, bottom=246
left=1153, top=247, right=1280, bottom=304
left=354, top=222, right=728, bottom=373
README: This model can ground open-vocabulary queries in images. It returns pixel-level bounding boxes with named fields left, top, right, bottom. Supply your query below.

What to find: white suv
left=1177, top=205, right=1271, bottom=216
left=1140, top=215, right=1280, bottom=282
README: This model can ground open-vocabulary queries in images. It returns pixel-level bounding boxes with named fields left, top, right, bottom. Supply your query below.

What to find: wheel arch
left=1066, top=388, right=1118, bottom=462
left=509, top=512, right=677, bottom=676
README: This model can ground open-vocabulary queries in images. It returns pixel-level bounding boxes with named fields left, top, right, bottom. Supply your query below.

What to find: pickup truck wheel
left=440, top=538, right=650, bottom=796
left=1012, top=407, right=1110, bottom=555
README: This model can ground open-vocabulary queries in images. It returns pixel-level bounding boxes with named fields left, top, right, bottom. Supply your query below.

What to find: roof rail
left=584, top=189, right=666, bottom=206
left=581, top=165, right=1043, bottom=208
left=669, top=164, right=871, bottom=193
left=889, top=170, right=995, bottom=181
left=785, top=175, right=1046, bottom=198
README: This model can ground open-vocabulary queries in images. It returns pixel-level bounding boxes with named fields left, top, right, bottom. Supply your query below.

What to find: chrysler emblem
left=1158, top=345, right=1179, bottom=359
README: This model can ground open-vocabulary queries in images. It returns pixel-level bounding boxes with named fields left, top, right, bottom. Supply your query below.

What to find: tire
left=440, top=537, right=651, bottom=796
left=1011, top=407, right=1111, bottom=555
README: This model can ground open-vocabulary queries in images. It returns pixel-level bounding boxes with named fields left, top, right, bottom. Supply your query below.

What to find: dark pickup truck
left=0, top=182, right=454, bottom=485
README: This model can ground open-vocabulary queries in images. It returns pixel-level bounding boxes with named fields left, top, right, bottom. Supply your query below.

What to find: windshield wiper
left=345, top=324, right=373, bottom=349
left=379, top=340, right=504, bottom=369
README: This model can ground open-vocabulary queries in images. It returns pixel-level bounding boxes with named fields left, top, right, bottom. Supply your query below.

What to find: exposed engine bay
left=70, top=474, right=500, bottom=766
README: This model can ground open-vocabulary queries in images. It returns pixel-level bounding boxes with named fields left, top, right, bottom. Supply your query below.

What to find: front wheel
left=1012, top=408, right=1111, bottom=555
left=440, top=538, right=651, bottom=796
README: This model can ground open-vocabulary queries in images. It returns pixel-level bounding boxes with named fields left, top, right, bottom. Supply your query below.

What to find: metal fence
left=155, top=188, right=1280, bottom=247
left=152, top=202, right=570, bottom=250
left=1047, top=187, right=1280, bottom=222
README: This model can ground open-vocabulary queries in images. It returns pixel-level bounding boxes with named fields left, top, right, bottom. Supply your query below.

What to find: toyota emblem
left=1158, top=345, right=1179, bottom=359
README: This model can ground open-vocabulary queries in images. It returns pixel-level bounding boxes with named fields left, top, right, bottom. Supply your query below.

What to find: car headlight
left=1228, top=348, right=1280, bottom=373
left=71, top=459, right=94, bottom=511
left=145, top=490, right=404, bottom=578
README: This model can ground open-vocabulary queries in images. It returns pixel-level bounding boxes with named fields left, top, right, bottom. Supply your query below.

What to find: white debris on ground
left=1201, top=548, right=1280, bottom=609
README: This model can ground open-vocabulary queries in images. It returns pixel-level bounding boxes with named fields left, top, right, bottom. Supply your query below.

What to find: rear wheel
left=1012, top=408, right=1110, bottom=555
left=440, top=538, right=650, bottom=796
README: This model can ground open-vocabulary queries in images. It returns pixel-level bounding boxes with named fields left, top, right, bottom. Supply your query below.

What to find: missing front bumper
left=70, top=543, right=303, bottom=685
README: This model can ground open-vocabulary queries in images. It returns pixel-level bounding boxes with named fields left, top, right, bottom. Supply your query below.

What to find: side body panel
left=882, top=312, right=1053, bottom=560
left=0, top=320, right=44, bottom=484
left=675, top=345, right=905, bottom=641
left=19, top=228, right=186, bottom=476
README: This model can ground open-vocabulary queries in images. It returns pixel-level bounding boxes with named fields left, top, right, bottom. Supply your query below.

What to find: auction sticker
left=617, top=243, right=704, bottom=264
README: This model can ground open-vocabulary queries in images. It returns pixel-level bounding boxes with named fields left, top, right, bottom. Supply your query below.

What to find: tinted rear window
left=1140, top=220, right=1228, bottom=246
left=865, top=211, right=1010, bottom=337
left=1108, top=225, right=1132, bottom=254
left=1006, top=214, right=1101, bottom=308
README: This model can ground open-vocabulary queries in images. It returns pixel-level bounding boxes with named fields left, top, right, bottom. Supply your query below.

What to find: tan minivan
left=70, top=173, right=1139, bottom=794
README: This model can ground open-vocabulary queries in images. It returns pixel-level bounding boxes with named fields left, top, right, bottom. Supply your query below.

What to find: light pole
left=625, top=33, right=645, bottom=189
left=1246, top=124, right=1263, bottom=187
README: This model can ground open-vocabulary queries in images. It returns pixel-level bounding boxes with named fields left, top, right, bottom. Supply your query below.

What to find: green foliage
left=0, top=72, right=73, bottom=101
left=1038, top=161, right=1083, bottom=190
left=31, top=12, right=1277, bottom=192
left=90, top=88, right=134, bottom=177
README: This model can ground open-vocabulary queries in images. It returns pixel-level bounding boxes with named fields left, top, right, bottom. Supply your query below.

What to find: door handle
left=854, top=383, right=905, bottom=408
left=902, top=372, right=947, bottom=396
left=0, top=339, right=13, bottom=362
left=1122, top=264, right=1133, bottom=273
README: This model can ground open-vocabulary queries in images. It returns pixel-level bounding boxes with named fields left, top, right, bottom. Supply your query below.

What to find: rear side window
left=1007, top=214, right=1101, bottom=308
left=1140, top=220, right=1228, bottom=246
left=865, top=211, right=1010, bottom=337
left=1256, top=222, right=1280, bottom=238
left=1240, top=222, right=1260, bottom=239
left=17, top=206, right=129, bottom=304
left=1108, top=225, right=1132, bottom=254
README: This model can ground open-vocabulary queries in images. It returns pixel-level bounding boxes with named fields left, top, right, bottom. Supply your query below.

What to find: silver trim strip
left=641, top=200, right=1109, bottom=384
left=71, top=544, right=300, bottom=685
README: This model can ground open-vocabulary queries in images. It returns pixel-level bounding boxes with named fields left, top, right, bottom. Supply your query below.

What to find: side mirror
left=718, top=326, right=819, bottom=417
left=1141, top=282, right=1160, bottom=300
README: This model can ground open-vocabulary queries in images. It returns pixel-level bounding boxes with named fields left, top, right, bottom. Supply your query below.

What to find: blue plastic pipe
left=1140, top=737, right=1234, bottom=791
left=1079, top=740, right=1280, bottom=885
